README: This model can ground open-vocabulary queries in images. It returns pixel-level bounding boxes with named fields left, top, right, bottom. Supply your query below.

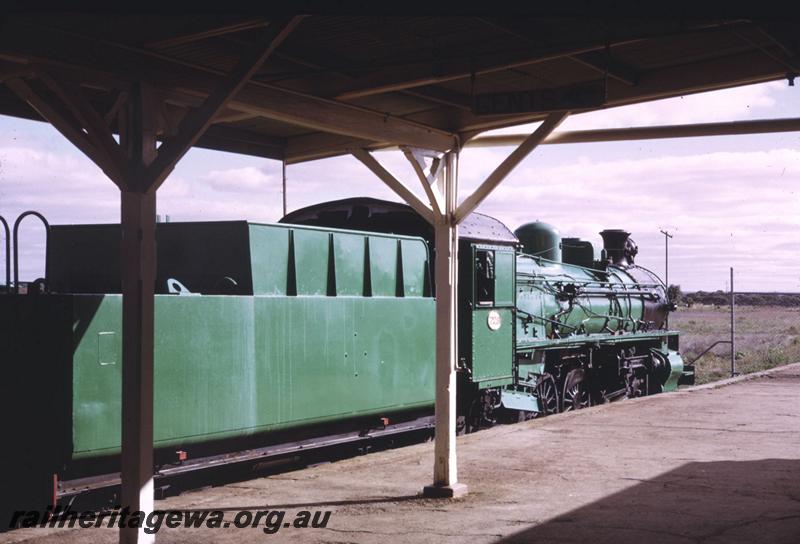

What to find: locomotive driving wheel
left=456, top=415, right=467, bottom=436
left=533, top=374, right=559, bottom=417
left=459, top=389, right=501, bottom=433
left=626, top=374, right=647, bottom=399
left=561, top=370, right=591, bottom=412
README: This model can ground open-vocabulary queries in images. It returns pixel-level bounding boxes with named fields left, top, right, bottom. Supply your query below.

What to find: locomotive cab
left=458, top=243, right=516, bottom=388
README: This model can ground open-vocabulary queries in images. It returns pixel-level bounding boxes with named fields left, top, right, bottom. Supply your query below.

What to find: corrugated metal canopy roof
left=0, top=12, right=797, bottom=164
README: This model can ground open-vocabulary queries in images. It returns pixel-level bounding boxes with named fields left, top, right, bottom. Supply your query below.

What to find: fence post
left=730, top=267, right=736, bottom=377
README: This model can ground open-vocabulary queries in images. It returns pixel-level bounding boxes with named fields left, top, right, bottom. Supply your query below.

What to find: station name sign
left=473, top=82, right=606, bottom=115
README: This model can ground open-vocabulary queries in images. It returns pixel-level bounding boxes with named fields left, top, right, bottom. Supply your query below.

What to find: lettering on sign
left=473, top=82, right=606, bottom=115
left=487, top=310, right=502, bottom=331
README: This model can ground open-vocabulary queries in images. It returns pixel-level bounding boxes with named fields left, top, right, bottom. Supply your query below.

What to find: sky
left=1, top=80, right=799, bottom=292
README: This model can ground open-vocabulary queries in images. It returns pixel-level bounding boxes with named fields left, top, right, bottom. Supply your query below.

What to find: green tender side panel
left=368, top=237, right=398, bottom=296
left=333, top=232, right=367, bottom=296
left=70, top=294, right=435, bottom=459
left=471, top=307, right=513, bottom=384
left=72, top=296, right=125, bottom=454
left=400, top=239, right=427, bottom=296
left=254, top=297, right=434, bottom=422
left=249, top=224, right=430, bottom=298
left=248, top=225, right=289, bottom=295
left=292, top=228, right=330, bottom=296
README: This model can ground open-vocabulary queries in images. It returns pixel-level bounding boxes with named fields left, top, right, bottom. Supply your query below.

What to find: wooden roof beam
left=333, top=48, right=593, bottom=101
left=453, top=47, right=790, bottom=137
left=0, top=21, right=456, bottom=152
left=196, top=125, right=285, bottom=161
left=333, top=20, right=750, bottom=101
left=145, top=16, right=302, bottom=190
left=263, top=48, right=473, bottom=111
left=606, top=48, right=788, bottom=106
left=476, top=18, right=640, bottom=86
left=212, top=110, right=258, bottom=123
left=569, top=51, right=640, bottom=86
left=278, top=44, right=792, bottom=164
left=465, top=117, right=800, bottom=147
left=145, top=19, right=270, bottom=49
left=284, top=131, right=384, bottom=164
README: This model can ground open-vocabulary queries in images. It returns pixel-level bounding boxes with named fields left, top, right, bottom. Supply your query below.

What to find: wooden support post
left=119, top=82, right=158, bottom=544
left=351, top=147, right=464, bottom=495
left=7, top=26, right=300, bottom=538
left=423, top=151, right=467, bottom=498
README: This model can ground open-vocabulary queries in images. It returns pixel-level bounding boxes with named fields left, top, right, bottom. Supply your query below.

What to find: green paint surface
left=69, top=294, right=435, bottom=458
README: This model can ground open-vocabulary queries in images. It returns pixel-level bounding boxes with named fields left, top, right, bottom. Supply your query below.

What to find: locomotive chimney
left=600, top=229, right=633, bottom=266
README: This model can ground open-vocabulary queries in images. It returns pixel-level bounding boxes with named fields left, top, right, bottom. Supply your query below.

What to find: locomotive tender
left=0, top=197, right=692, bottom=518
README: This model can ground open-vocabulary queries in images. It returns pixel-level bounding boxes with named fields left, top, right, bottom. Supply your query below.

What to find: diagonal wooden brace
left=401, top=146, right=445, bottom=216
left=351, top=148, right=435, bottom=224
left=144, top=17, right=303, bottom=192
left=454, top=111, right=568, bottom=224
left=6, top=76, right=127, bottom=187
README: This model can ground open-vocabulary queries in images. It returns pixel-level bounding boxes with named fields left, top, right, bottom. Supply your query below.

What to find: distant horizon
left=2, top=80, right=799, bottom=292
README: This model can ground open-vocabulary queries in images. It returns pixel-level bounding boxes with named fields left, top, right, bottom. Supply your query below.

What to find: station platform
left=3, top=363, right=799, bottom=544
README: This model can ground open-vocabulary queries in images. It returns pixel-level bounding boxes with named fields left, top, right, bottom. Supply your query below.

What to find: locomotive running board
left=58, top=416, right=435, bottom=499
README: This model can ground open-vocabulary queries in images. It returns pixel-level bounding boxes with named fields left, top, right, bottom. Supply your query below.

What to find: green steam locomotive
left=0, top=197, right=692, bottom=520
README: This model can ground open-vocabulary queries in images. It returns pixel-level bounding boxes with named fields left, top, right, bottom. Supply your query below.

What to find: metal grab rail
left=12, top=210, right=50, bottom=294
left=687, top=340, right=732, bottom=365
left=0, top=215, right=9, bottom=293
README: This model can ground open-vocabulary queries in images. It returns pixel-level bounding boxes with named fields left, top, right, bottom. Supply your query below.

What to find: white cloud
left=201, top=166, right=277, bottom=193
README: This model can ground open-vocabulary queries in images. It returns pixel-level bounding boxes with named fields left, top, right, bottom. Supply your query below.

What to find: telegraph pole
left=282, top=160, right=288, bottom=217
left=660, top=229, right=674, bottom=328
left=660, top=229, right=673, bottom=287
left=730, top=267, right=736, bottom=377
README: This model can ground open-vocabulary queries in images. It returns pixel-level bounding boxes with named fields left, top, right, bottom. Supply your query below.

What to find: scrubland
left=671, top=305, right=800, bottom=384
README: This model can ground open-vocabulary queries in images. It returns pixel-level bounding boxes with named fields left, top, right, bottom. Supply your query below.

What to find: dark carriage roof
left=280, top=197, right=519, bottom=245
left=1, top=11, right=797, bottom=164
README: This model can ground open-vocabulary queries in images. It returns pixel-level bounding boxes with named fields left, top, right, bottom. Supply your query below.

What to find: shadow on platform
left=500, top=459, right=800, bottom=544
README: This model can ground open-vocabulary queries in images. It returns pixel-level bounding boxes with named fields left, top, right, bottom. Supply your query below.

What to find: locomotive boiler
left=503, top=222, right=688, bottom=423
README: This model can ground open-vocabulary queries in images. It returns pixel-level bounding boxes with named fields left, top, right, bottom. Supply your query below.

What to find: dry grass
left=670, top=305, right=800, bottom=384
